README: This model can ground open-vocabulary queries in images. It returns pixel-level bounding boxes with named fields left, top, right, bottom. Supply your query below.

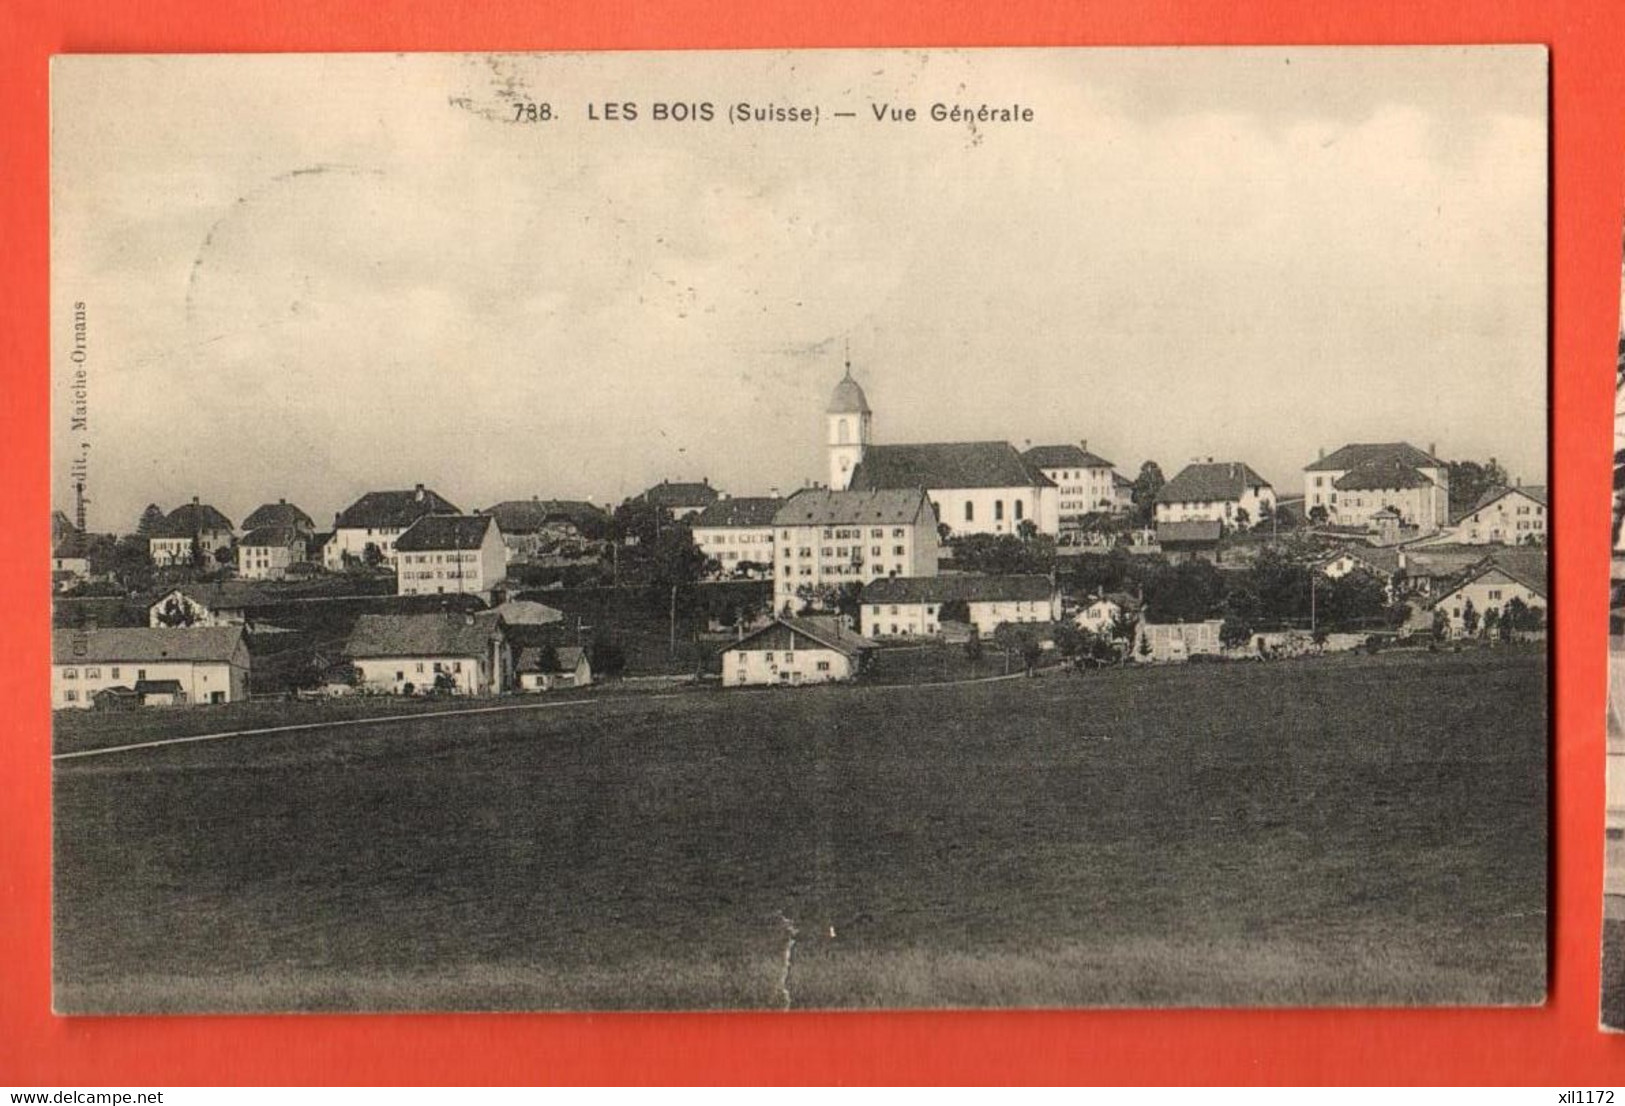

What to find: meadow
left=52, top=647, right=1547, bottom=1012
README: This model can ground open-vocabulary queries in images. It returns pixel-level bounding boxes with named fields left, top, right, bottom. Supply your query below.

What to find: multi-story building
left=147, top=498, right=235, bottom=566
left=720, top=616, right=875, bottom=687
left=393, top=514, right=507, bottom=599
left=237, top=526, right=307, bottom=579
left=1022, top=443, right=1120, bottom=529
left=691, top=496, right=783, bottom=576
left=859, top=574, right=1060, bottom=638
left=1154, top=462, right=1275, bottom=528
left=772, top=488, right=941, bottom=613
left=52, top=626, right=251, bottom=709
left=1444, top=484, right=1548, bottom=545
left=638, top=479, right=721, bottom=520
left=1303, top=442, right=1450, bottom=532
left=343, top=611, right=512, bottom=696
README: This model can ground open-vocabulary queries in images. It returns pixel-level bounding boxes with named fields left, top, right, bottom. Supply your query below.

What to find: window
left=85, top=667, right=101, bottom=679
left=872, top=528, right=883, bottom=538
left=838, top=419, right=850, bottom=444
left=63, top=668, right=77, bottom=679
left=893, top=528, right=904, bottom=538
left=1015, top=500, right=1024, bottom=521
left=785, top=652, right=795, bottom=663
left=995, top=500, right=1005, bottom=521
left=965, top=502, right=974, bottom=522
left=416, top=662, right=426, bottom=673
left=765, top=652, right=774, bottom=662
left=890, top=605, right=899, bottom=614
left=64, top=690, right=78, bottom=702
left=817, top=661, right=831, bottom=672
left=894, top=545, right=905, bottom=555
left=872, top=546, right=881, bottom=556
left=138, top=669, right=146, bottom=681
left=111, top=667, right=119, bottom=679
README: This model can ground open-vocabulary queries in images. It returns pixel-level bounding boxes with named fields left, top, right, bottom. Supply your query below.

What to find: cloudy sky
left=52, top=48, right=1547, bottom=532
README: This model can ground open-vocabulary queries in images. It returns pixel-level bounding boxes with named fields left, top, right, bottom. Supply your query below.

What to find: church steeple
left=826, top=351, right=871, bottom=489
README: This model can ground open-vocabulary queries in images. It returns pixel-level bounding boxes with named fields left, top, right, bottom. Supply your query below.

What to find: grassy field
left=52, top=647, right=1547, bottom=1012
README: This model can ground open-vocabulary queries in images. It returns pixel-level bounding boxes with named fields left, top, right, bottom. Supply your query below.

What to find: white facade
left=1035, top=464, right=1118, bottom=524
left=238, top=539, right=304, bottom=580
left=1433, top=570, right=1546, bottom=633
left=1447, top=488, right=1548, bottom=545
left=693, top=526, right=776, bottom=571
left=396, top=523, right=506, bottom=598
left=1155, top=485, right=1275, bottom=526
left=828, top=409, right=872, bottom=491
left=353, top=655, right=490, bottom=695
left=725, top=644, right=856, bottom=686
left=54, top=657, right=248, bottom=709
left=861, top=593, right=1060, bottom=638
left=775, top=517, right=940, bottom=611
left=327, top=525, right=414, bottom=569
left=150, top=530, right=233, bottom=567
left=1075, top=598, right=1132, bottom=635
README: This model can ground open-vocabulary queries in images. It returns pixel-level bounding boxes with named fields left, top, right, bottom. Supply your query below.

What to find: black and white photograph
left=50, top=48, right=1548, bottom=1013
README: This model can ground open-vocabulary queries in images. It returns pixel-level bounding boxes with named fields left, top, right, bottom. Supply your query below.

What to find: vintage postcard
left=50, top=48, right=1548, bottom=1013
left=1605, top=232, right=1625, bottom=1030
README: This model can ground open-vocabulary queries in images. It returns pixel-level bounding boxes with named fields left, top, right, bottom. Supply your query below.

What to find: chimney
left=1429, top=442, right=1437, bottom=458
left=1207, top=457, right=1214, bottom=464
left=415, top=484, right=426, bottom=502
left=1081, top=439, right=1088, bottom=452
left=193, top=495, right=200, bottom=507
left=1318, top=446, right=1325, bottom=461
left=334, top=512, right=341, bottom=527
left=279, top=497, right=287, bottom=505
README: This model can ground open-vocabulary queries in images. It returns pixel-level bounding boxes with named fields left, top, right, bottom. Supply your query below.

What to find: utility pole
left=669, top=582, right=678, bottom=659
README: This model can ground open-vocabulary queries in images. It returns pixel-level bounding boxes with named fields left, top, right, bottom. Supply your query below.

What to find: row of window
left=403, top=570, right=483, bottom=580
left=739, top=651, right=833, bottom=671
left=782, top=527, right=910, bottom=541
left=61, top=666, right=145, bottom=680
left=699, top=533, right=773, bottom=545
left=961, top=500, right=1024, bottom=523
left=402, top=552, right=479, bottom=564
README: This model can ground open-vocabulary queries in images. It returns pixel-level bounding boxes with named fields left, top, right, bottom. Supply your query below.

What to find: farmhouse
left=1154, top=462, right=1275, bottom=528
left=772, top=487, right=941, bottom=613
left=148, top=581, right=270, bottom=628
left=1441, top=484, right=1548, bottom=546
left=638, top=479, right=720, bottom=520
left=1134, top=620, right=1224, bottom=663
left=326, top=484, right=461, bottom=569
left=51, top=530, right=93, bottom=589
left=237, top=526, right=307, bottom=580
left=691, top=496, right=783, bottom=577
left=480, top=498, right=608, bottom=560
left=343, top=611, right=512, bottom=696
left=1021, top=443, right=1121, bottom=530
left=860, top=574, right=1060, bottom=638
left=148, top=498, right=235, bottom=566
left=1316, top=545, right=1405, bottom=600
left=52, top=625, right=251, bottom=709
left=827, top=365, right=1059, bottom=536
left=1430, top=552, right=1548, bottom=634
left=1304, top=442, right=1449, bottom=532
left=516, top=645, right=593, bottom=692
left=1075, top=592, right=1141, bottom=635
left=393, top=513, right=507, bottom=599
left=721, top=615, right=875, bottom=686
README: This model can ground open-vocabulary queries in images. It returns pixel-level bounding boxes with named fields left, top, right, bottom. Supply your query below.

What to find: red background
left=0, top=0, right=1617, bottom=1085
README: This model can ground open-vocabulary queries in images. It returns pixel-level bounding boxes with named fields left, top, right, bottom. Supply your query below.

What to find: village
left=48, top=362, right=1548, bottom=714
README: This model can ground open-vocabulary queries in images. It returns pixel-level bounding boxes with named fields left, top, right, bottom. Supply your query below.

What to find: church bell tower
left=826, top=352, right=872, bottom=491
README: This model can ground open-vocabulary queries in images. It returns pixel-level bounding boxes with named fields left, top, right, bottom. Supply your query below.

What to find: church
left=823, top=364, right=1060, bottom=538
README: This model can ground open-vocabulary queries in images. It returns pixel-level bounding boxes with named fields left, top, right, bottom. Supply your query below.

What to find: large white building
left=393, top=514, right=507, bottom=599
left=147, top=498, right=235, bottom=566
left=824, top=365, right=1059, bottom=537
left=52, top=626, right=251, bottom=709
left=1441, top=484, right=1548, bottom=546
left=326, top=485, right=461, bottom=569
left=343, top=612, right=512, bottom=696
left=1430, top=553, right=1547, bottom=633
left=1154, top=462, right=1276, bottom=527
left=691, top=496, right=783, bottom=577
left=772, top=487, right=941, bottom=613
left=721, top=615, right=875, bottom=687
left=1303, top=443, right=1450, bottom=532
left=1022, top=443, right=1122, bottom=528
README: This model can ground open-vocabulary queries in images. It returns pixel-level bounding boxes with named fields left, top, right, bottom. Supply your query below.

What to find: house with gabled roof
left=479, top=498, right=608, bottom=560
left=237, top=526, right=308, bottom=579
left=52, top=625, right=250, bottom=709
left=326, top=484, right=460, bottom=569
left=148, top=581, right=272, bottom=628
left=343, top=611, right=512, bottom=696
left=692, top=496, right=784, bottom=578
left=772, top=488, right=941, bottom=612
left=1154, top=463, right=1275, bottom=529
left=148, top=497, right=235, bottom=566
left=1155, top=519, right=1224, bottom=563
left=516, top=644, right=593, bottom=692
left=1440, top=484, right=1548, bottom=546
left=1429, top=550, right=1548, bottom=633
left=823, top=364, right=1059, bottom=537
left=394, top=513, right=506, bottom=599
left=860, top=574, right=1059, bottom=638
left=720, top=615, right=876, bottom=687
left=1304, top=442, right=1449, bottom=532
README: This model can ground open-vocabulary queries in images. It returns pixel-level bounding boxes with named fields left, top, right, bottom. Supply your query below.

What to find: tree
left=610, top=497, right=669, bottom=548
left=939, top=599, right=971, bottom=625
left=1220, top=618, right=1253, bottom=649
left=1308, top=505, right=1328, bottom=526
left=109, top=534, right=154, bottom=590
left=949, top=533, right=1055, bottom=576
left=1130, top=461, right=1166, bottom=526
left=136, top=504, right=166, bottom=536
left=1140, top=559, right=1224, bottom=623
left=589, top=635, right=627, bottom=679
left=1016, top=519, right=1039, bottom=542
left=362, top=542, right=384, bottom=569
left=1137, top=630, right=1153, bottom=659
left=1483, top=607, right=1502, bottom=641
left=1431, top=609, right=1450, bottom=642
left=1234, top=507, right=1251, bottom=530
left=152, top=595, right=198, bottom=627
left=1505, top=596, right=1544, bottom=634
left=1461, top=597, right=1480, bottom=637
left=1448, top=459, right=1511, bottom=518
left=213, top=544, right=235, bottom=567
left=937, top=522, right=953, bottom=543
left=964, top=630, right=984, bottom=662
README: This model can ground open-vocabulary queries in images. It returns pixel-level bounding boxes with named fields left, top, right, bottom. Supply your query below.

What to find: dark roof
left=639, top=480, right=720, bottom=509
left=1112, top=472, right=1134, bottom=489
left=344, top=612, right=505, bottom=659
left=1155, top=462, right=1272, bottom=504
left=52, top=626, right=247, bottom=665
left=309, top=531, right=335, bottom=552
left=862, top=574, right=1056, bottom=605
left=243, top=501, right=314, bottom=531
left=335, top=487, right=460, bottom=529
left=827, top=369, right=872, bottom=415
left=692, top=497, right=785, bottom=529
left=773, top=488, right=935, bottom=528
left=1434, top=551, right=1549, bottom=603
left=155, top=581, right=273, bottom=610
left=53, top=530, right=92, bottom=559
left=135, top=679, right=186, bottom=695
left=724, top=615, right=876, bottom=658
left=395, top=514, right=498, bottom=552
left=1156, top=520, right=1224, bottom=544
left=515, top=644, right=589, bottom=675
left=1465, top=484, right=1550, bottom=514
left=480, top=499, right=607, bottom=533
left=1022, top=444, right=1115, bottom=470
left=1321, top=545, right=1404, bottom=576
left=1305, top=442, right=1442, bottom=473
left=1331, top=460, right=1436, bottom=491
left=52, top=510, right=78, bottom=543
left=239, top=525, right=305, bottom=549
left=850, top=441, right=1052, bottom=491
left=151, top=501, right=234, bottom=537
